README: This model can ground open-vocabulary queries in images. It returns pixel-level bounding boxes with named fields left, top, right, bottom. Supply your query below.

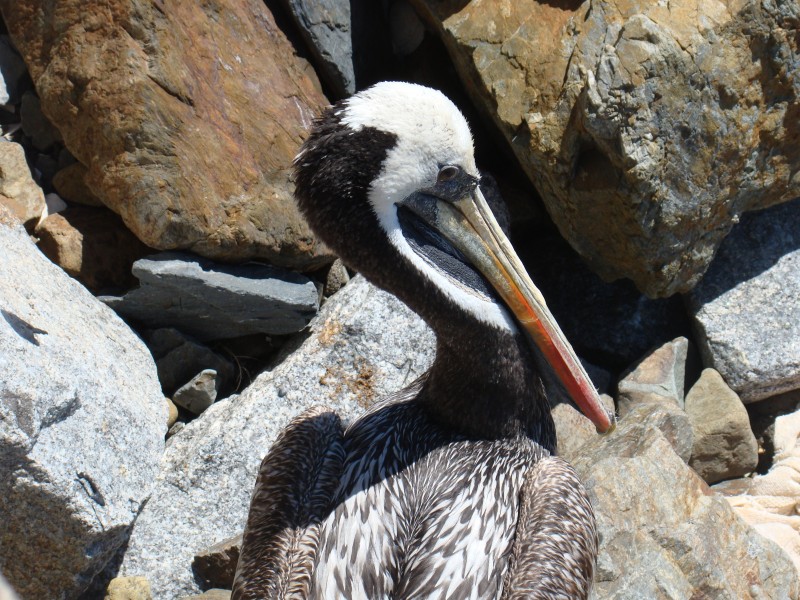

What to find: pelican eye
left=437, top=165, right=460, bottom=183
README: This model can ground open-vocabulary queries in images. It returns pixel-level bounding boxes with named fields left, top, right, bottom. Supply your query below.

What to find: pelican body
left=232, top=82, right=615, bottom=600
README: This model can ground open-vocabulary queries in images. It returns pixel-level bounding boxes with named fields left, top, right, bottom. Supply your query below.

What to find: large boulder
left=118, top=276, right=436, bottom=598
left=687, top=197, right=800, bottom=402
left=0, top=207, right=166, bottom=599
left=574, top=403, right=800, bottom=599
left=0, top=0, right=332, bottom=268
left=411, top=0, right=800, bottom=296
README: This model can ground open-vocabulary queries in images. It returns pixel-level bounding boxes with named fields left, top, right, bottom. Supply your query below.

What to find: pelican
left=232, top=82, right=615, bottom=600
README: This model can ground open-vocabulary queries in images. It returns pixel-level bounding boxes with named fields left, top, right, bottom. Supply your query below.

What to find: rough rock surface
left=0, top=0, right=332, bottom=268
left=0, top=141, right=45, bottom=229
left=52, top=162, right=104, bottom=207
left=35, top=206, right=152, bottom=293
left=0, top=35, right=28, bottom=106
left=412, top=0, right=800, bottom=296
left=20, top=91, right=62, bottom=151
left=0, top=207, right=166, bottom=599
left=686, top=369, right=758, bottom=484
left=118, top=276, right=436, bottom=598
left=103, top=252, right=319, bottom=341
left=172, top=370, right=219, bottom=415
left=191, top=535, right=241, bottom=591
left=104, top=577, right=152, bottom=600
left=687, top=197, right=800, bottom=402
left=573, top=403, right=799, bottom=599
left=617, top=337, right=689, bottom=415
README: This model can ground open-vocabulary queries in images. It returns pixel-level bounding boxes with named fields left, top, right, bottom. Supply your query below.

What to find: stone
left=35, top=206, right=152, bottom=293
left=1, top=0, right=332, bottom=268
left=0, top=140, right=45, bottom=229
left=166, top=398, right=179, bottom=429
left=617, top=337, right=689, bottom=415
left=118, top=275, right=435, bottom=598
left=102, top=252, right=319, bottom=341
left=20, top=91, right=62, bottom=151
left=278, top=0, right=354, bottom=96
left=191, top=534, right=241, bottom=591
left=552, top=394, right=615, bottom=463
left=52, top=162, right=104, bottom=207
left=389, top=0, right=425, bottom=57
left=520, top=231, right=691, bottom=368
left=180, top=591, right=231, bottom=600
left=44, top=192, right=67, bottom=216
left=0, top=206, right=166, bottom=599
left=0, top=35, right=27, bottom=106
left=147, top=329, right=236, bottom=397
left=686, top=369, right=759, bottom=484
left=573, top=403, right=799, bottom=599
left=172, top=370, right=219, bottom=415
left=411, top=0, right=800, bottom=296
left=105, top=576, right=152, bottom=600
left=687, top=197, right=800, bottom=402
left=322, top=258, right=350, bottom=298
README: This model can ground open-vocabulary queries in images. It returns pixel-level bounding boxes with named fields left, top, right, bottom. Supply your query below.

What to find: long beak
left=402, top=178, right=615, bottom=434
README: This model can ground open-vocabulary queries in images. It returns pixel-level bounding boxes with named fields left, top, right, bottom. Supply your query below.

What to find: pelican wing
left=502, top=457, right=598, bottom=600
left=232, top=406, right=345, bottom=600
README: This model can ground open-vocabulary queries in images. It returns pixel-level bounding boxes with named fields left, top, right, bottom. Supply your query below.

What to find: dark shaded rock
left=52, top=162, right=104, bottom=207
left=20, top=91, right=61, bottom=151
left=102, top=252, right=319, bottom=341
left=687, top=198, right=800, bottom=402
left=1, top=0, right=332, bottom=268
left=35, top=206, right=152, bottom=293
left=192, top=535, right=241, bottom=591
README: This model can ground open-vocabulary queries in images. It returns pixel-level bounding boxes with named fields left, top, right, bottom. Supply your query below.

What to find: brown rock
left=192, top=534, right=241, bottom=591
left=617, top=337, right=689, bottom=416
left=686, top=369, right=759, bottom=484
left=180, top=590, right=231, bottom=600
left=52, top=162, right=104, bottom=207
left=412, top=0, right=800, bottom=296
left=0, top=141, right=45, bottom=229
left=105, top=576, right=152, bottom=600
left=35, top=205, right=151, bottom=292
left=1, top=0, right=332, bottom=269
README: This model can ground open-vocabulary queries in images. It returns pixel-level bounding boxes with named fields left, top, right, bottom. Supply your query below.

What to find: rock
left=617, top=337, right=689, bottom=415
left=180, top=591, right=231, bottom=600
left=0, top=206, right=166, bottom=599
left=1, top=0, right=331, bottom=268
left=389, top=0, right=425, bottom=57
left=521, top=231, right=690, bottom=368
left=35, top=206, right=152, bottom=293
left=20, top=91, right=62, bottom=151
left=172, top=370, right=219, bottom=415
left=147, top=329, right=236, bottom=397
left=43, top=192, right=67, bottom=216
left=278, top=0, right=354, bottom=96
left=412, top=0, right=800, bottom=296
left=102, top=252, right=319, bottom=341
left=687, top=198, right=800, bottom=402
left=191, top=534, right=241, bottom=591
left=553, top=394, right=615, bottom=463
left=322, top=258, right=350, bottom=298
left=52, top=162, right=104, bottom=207
left=573, top=402, right=799, bottom=599
left=0, top=573, right=20, bottom=600
left=166, top=398, right=179, bottom=429
left=0, top=140, right=45, bottom=229
left=686, top=369, right=759, bottom=484
left=0, top=35, right=27, bottom=106
left=118, top=275, right=435, bottom=598
left=105, top=576, right=152, bottom=600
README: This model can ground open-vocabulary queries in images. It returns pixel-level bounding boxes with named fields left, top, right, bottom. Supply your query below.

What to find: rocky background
left=0, top=1, right=798, bottom=599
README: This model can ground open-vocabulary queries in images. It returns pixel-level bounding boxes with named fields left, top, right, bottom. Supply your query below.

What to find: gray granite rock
left=574, top=403, right=799, bottom=599
left=147, top=328, right=235, bottom=397
left=0, top=207, right=166, bottom=599
left=0, top=35, right=27, bottom=106
left=279, top=0, right=354, bottom=96
left=118, top=275, right=435, bottom=598
left=172, top=370, right=219, bottom=415
left=686, top=369, right=759, bottom=484
left=687, top=198, right=800, bottom=402
left=103, top=252, right=319, bottom=341
left=617, top=337, right=689, bottom=415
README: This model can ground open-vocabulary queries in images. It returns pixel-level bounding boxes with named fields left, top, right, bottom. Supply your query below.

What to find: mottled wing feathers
left=232, top=406, right=345, bottom=600
left=502, top=456, right=597, bottom=600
